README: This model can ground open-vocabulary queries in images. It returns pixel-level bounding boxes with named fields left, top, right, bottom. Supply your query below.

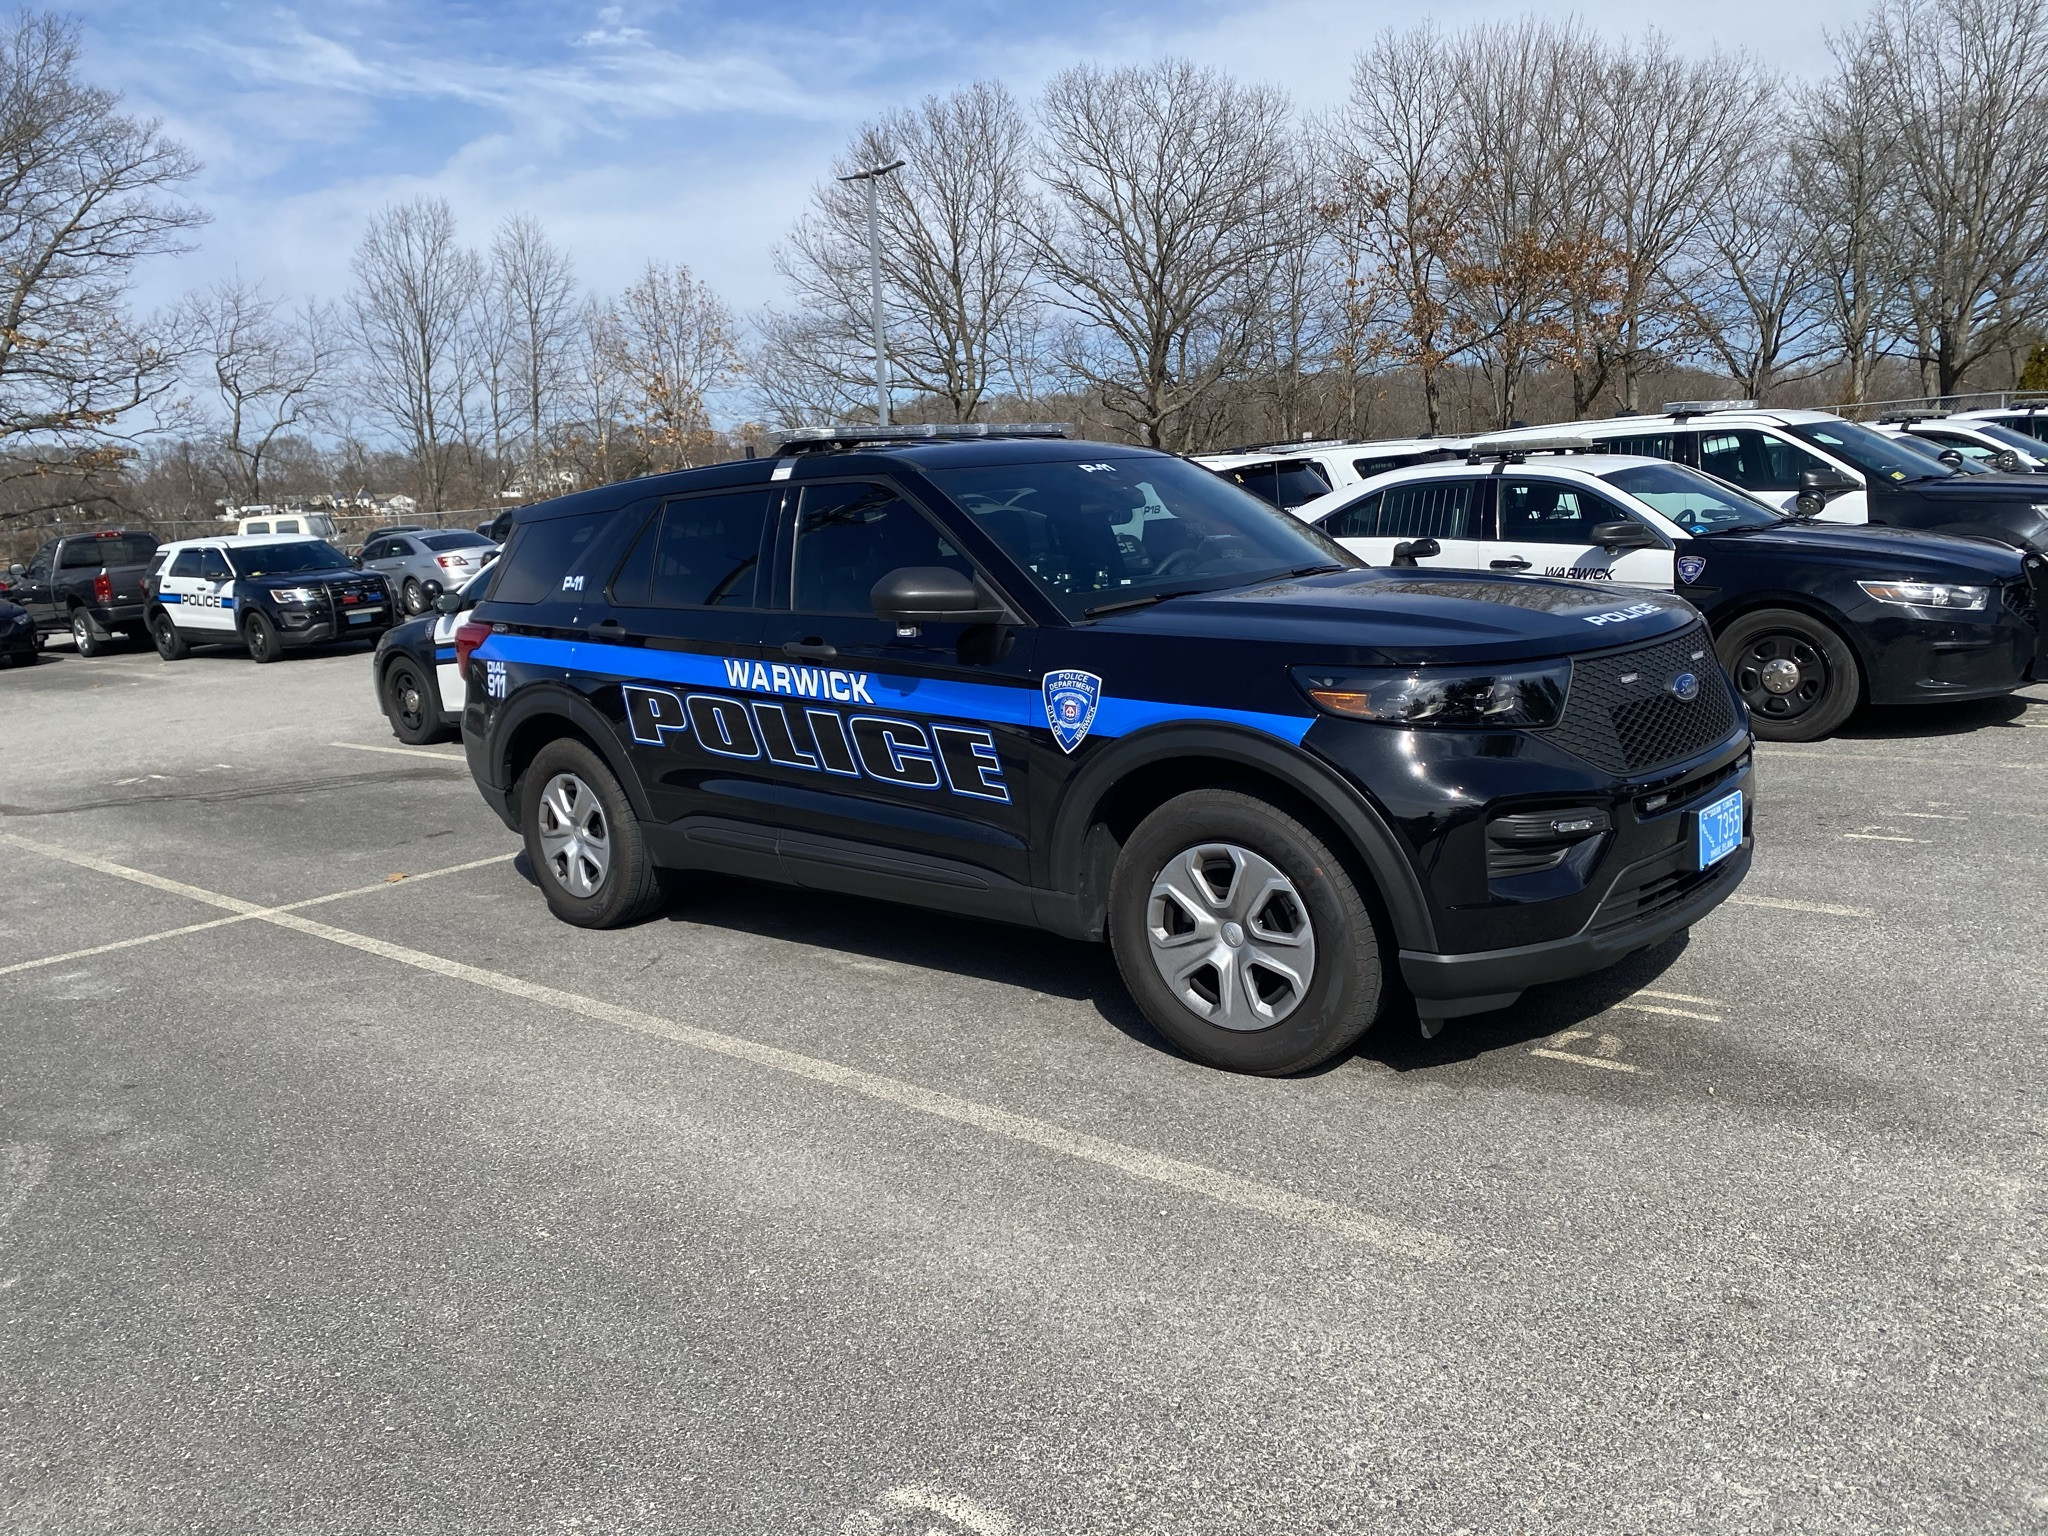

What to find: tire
left=401, top=578, right=425, bottom=616
left=150, top=611, right=189, bottom=661
left=70, top=609, right=109, bottom=657
left=243, top=611, right=282, bottom=663
left=518, top=737, right=665, bottom=928
left=1108, top=788, right=1385, bottom=1074
left=382, top=658, right=448, bottom=745
left=1715, top=607, right=1861, bottom=742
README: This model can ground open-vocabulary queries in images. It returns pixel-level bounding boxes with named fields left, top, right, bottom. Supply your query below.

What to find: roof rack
left=1663, top=399, right=1756, bottom=420
left=1465, top=430, right=1597, bottom=462
left=1874, top=407, right=1950, bottom=424
left=774, top=422, right=1070, bottom=455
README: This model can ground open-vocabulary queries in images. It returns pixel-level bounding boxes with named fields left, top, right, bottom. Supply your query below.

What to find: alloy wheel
left=536, top=771, right=611, bottom=898
left=1144, top=842, right=1317, bottom=1030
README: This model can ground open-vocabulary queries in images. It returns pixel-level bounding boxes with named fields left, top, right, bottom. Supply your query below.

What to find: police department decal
left=1042, top=669, right=1102, bottom=753
left=1677, top=555, right=1707, bottom=585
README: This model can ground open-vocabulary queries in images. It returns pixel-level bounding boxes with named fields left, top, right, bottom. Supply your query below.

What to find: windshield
left=1959, top=421, right=2045, bottom=457
left=923, top=454, right=1356, bottom=619
left=1600, top=464, right=1783, bottom=533
left=1786, top=419, right=1953, bottom=483
left=228, top=540, right=350, bottom=577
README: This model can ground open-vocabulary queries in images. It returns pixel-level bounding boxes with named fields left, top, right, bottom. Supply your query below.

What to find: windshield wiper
left=1285, top=562, right=1346, bottom=576
left=1084, top=588, right=1205, bottom=618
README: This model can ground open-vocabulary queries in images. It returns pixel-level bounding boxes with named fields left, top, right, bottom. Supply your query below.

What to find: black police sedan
left=1299, top=445, right=2044, bottom=741
left=451, top=425, right=1755, bottom=1075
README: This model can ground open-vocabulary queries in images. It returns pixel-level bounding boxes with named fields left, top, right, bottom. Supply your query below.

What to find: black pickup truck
left=6, top=530, right=161, bottom=655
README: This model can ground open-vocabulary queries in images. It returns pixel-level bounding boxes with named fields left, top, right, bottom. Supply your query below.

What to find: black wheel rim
left=1730, top=630, right=1829, bottom=721
left=251, top=621, right=271, bottom=659
left=389, top=667, right=426, bottom=732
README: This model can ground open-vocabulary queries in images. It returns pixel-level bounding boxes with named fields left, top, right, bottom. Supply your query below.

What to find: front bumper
left=1859, top=596, right=2038, bottom=704
left=1400, top=839, right=1750, bottom=1018
left=273, top=604, right=393, bottom=645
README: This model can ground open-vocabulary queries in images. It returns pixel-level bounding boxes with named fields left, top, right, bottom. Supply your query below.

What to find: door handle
left=783, top=640, right=837, bottom=661
left=1490, top=557, right=1532, bottom=571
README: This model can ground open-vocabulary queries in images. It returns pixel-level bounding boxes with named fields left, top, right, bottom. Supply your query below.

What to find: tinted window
left=422, top=531, right=492, bottom=552
left=1591, top=431, right=1685, bottom=462
left=244, top=522, right=270, bottom=534
left=491, top=511, right=612, bottom=604
left=1220, top=460, right=1332, bottom=510
left=1784, top=420, right=1947, bottom=483
left=1380, top=480, right=1479, bottom=539
left=1961, top=421, right=2046, bottom=456
left=1353, top=453, right=1439, bottom=479
left=925, top=455, right=1351, bottom=619
left=169, top=548, right=202, bottom=578
left=793, top=482, right=969, bottom=615
left=1988, top=412, right=2048, bottom=443
left=1496, top=479, right=1633, bottom=541
left=1600, top=464, right=1780, bottom=533
left=61, top=533, right=156, bottom=568
left=228, top=541, right=349, bottom=577
left=1697, top=428, right=1827, bottom=492
left=1321, top=491, right=1381, bottom=539
left=274, top=519, right=301, bottom=534
left=198, top=548, right=234, bottom=581
left=613, top=490, right=769, bottom=608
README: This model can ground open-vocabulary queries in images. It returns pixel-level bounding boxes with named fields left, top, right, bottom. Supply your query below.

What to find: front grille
left=1546, top=625, right=1737, bottom=775
left=2006, top=575, right=2037, bottom=623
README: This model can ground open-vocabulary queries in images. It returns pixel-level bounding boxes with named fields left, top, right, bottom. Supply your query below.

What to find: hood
left=1709, top=520, right=2025, bottom=576
left=1098, top=569, right=1700, bottom=664
left=0, top=597, right=26, bottom=620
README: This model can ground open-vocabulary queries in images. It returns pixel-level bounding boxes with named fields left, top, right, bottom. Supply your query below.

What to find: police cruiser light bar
left=776, top=423, right=1070, bottom=454
left=1876, top=408, right=1950, bottom=423
left=1465, top=431, right=1596, bottom=461
left=1662, top=399, right=1756, bottom=419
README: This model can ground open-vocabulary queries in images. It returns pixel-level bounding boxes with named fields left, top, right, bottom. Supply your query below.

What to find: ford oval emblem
left=1670, top=671, right=1700, bottom=701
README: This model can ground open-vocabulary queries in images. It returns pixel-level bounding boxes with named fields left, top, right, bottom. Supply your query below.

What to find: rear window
left=422, top=531, right=493, bottom=552
left=61, top=533, right=157, bottom=568
left=491, top=510, right=612, bottom=604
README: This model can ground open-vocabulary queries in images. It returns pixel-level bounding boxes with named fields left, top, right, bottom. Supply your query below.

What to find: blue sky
left=81, top=0, right=1874, bottom=323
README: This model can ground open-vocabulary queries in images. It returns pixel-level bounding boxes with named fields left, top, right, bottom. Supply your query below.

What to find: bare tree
left=0, top=10, right=204, bottom=518
left=778, top=81, right=1040, bottom=422
left=1031, top=59, right=1296, bottom=449
left=749, top=306, right=872, bottom=430
left=1860, top=0, right=2048, bottom=395
left=346, top=197, right=480, bottom=513
left=181, top=277, right=334, bottom=502
left=563, top=297, right=627, bottom=488
left=491, top=214, right=577, bottom=484
left=608, top=261, right=737, bottom=473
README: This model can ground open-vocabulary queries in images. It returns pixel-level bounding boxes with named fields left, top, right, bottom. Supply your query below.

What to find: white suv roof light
left=1465, top=430, right=1597, bottom=459
left=1663, top=399, right=1756, bottom=418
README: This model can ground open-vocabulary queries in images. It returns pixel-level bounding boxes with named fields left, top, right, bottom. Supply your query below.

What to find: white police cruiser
left=373, top=564, right=498, bottom=743
left=145, top=534, right=393, bottom=662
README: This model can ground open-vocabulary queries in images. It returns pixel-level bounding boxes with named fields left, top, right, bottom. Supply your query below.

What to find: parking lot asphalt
left=2, top=636, right=2044, bottom=1536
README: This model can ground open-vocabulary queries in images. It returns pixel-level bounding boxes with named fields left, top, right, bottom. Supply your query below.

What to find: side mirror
left=1390, top=538, right=1440, bottom=567
left=420, top=578, right=444, bottom=603
left=7, top=563, right=20, bottom=576
left=870, top=566, right=1007, bottom=624
left=433, top=593, right=464, bottom=614
left=1996, top=449, right=2023, bottom=473
left=1936, top=448, right=1964, bottom=467
left=1798, top=467, right=1855, bottom=496
left=1589, top=519, right=1661, bottom=552
left=349, top=553, right=363, bottom=568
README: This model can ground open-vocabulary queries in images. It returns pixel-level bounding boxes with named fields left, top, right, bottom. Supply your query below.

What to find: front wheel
left=1108, top=788, right=1385, bottom=1074
left=150, top=611, right=189, bottom=661
left=381, top=658, right=447, bottom=745
left=1715, top=607, right=1861, bottom=742
left=69, top=610, right=106, bottom=657
left=519, top=737, right=666, bottom=928
left=244, top=611, right=282, bottom=663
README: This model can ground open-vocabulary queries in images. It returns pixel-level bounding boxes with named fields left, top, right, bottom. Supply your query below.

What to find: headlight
left=1856, top=580, right=1991, bottom=610
left=1292, top=660, right=1571, bottom=727
left=269, top=586, right=319, bottom=604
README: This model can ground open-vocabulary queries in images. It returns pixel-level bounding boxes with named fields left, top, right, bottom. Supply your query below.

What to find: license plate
left=348, top=609, right=378, bottom=624
left=1697, top=790, right=1744, bottom=869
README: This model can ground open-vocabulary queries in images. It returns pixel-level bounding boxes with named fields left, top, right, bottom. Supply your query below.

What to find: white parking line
left=0, top=833, right=1453, bottom=1263
left=0, top=854, right=513, bottom=978
left=1633, top=988, right=1722, bottom=1005
left=1729, top=894, right=1875, bottom=918
left=1529, top=1047, right=1640, bottom=1074
left=1615, top=1001, right=1721, bottom=1022
left=1844, top=832, right=1928, bottom=843
left=329, top=741, right=466, bottom=761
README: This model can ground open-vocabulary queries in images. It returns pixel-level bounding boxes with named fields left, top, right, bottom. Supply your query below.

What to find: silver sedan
left=357, top=530, right=500, bottom=615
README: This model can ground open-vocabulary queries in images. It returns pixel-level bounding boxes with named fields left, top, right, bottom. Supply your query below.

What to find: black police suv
left=456, top=426, right=1755, bottom=1075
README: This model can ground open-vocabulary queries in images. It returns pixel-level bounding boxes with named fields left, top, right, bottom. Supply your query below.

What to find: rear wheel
left=150, top=611, right=189, bottom=661
left=382, top=658, right=446, bottom=745
left=1716, top=607, right=1861, bottom=742
left=519, top=737, right=665, bottom=927
left=69, top=610, right=106, bottom=657
left=401, top=577, right=426, bottom=615
left=244, top=611, right=281, bottom=663
left=1108, top=788, right=1385, bottom=1074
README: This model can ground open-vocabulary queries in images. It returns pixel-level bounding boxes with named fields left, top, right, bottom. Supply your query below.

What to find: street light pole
left=838, top=159, right=905, bottom=427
